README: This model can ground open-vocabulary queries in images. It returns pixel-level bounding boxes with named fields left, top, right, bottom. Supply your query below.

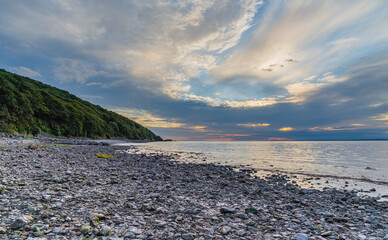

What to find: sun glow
left=279, top=127, right=294, bottom=131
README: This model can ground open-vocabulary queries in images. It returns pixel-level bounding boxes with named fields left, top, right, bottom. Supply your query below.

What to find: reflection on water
left=120, top=141, right=388, bottom=198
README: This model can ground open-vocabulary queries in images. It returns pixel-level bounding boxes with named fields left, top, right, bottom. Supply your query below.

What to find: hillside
left=0, top=69, right=162, bottom=140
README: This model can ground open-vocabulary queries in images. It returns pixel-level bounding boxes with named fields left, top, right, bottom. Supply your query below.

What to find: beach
left=0, top=134, right=387, bottom=240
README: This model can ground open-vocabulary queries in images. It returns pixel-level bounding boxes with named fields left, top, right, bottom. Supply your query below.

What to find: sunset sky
left=1, top=0, right=388, bottom=140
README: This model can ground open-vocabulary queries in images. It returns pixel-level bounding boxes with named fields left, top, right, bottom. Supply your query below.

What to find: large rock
left=89, top=213, right=107, bottom=227
left=10, top=217, right=28, bottom=230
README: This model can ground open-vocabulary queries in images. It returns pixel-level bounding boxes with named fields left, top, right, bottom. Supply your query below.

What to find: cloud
left=79, top=94, right=103, bottom=101
left=268, top=137, right=292, bottom=141
left=0, top=1, right=262, bottom=98
left=371, top=113, right=388, bottom=121
left=279, top=127, right=294, bottom=131
left=310, top=126, right=346, bottom=131
left=112, top=108, right=185, bottom=128
left=1, top=1, right=388, bottom=141
left=182, top=93, right=282, bottom=108
left=285, top=74, right=348, bottom=102
left=54, top=58, right=100, bottom=83
left=8, top=66, right=41, bottom=78
left=350, top=123, right=366, bottom=127
left=111, top=107, right=208, bottom=132
left=328, top=37, right=359, bottom=47
left=223, top=134, right=250, bottom=137
left=211, top=0, right=387, bottom=104
left=237, top=123, right=270, bottom=127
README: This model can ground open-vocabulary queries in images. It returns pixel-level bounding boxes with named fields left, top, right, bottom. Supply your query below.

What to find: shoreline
left=122, top=142, right=388, bottom=200
left=0, top=136, right=387, bottom=239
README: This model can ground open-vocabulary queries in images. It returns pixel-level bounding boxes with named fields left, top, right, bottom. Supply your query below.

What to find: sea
left=117, top=141, right=388, bottom=200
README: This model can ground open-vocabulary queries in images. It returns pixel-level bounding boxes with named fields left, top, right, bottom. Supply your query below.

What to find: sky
left=1, top=0, right=388, bottom=141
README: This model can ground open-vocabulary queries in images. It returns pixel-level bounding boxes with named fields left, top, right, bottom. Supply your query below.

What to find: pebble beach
left=0, top=134, right=387, bottom=240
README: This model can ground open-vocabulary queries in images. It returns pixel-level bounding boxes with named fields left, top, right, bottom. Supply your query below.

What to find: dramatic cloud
left=211, top=0, right=387, bottom=104
left=1, top=0, right=388, bottom=140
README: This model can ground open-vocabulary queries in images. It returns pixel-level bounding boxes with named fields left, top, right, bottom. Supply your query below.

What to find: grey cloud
left=1, top=0, right=388, bottom=140
left=54, top=58, right=101, bottom=83
left=8, top=66, right=41, bottom=78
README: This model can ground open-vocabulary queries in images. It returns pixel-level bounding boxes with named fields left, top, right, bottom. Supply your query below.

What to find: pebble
left=0, top=133, right=386, bottom=240
left=220, top=226, right=232, bottom=235
left=295, top=233, right=309, bottom=240
left=10, top=218, right=28, bottom=230
left=220, top=207, right=236, bottom=214
left=99, top=225, right=111, bottom=236
left=31, top=224, right=45, bottom=232
left=124, top=231, right=135, bottom=238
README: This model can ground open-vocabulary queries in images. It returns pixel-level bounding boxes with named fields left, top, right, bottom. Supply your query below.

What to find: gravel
left=0, top=133, right=387, bottom=239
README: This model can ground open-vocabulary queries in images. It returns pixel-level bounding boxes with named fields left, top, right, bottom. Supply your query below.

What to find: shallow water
left=119, top=141, right=388, bottom=199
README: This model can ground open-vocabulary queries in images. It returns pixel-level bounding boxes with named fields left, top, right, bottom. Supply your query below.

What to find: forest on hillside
left=0, top=69, right=162, bottom=140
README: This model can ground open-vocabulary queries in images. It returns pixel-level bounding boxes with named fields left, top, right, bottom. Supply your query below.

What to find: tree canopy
left=0, top=69, right=162, bottom=140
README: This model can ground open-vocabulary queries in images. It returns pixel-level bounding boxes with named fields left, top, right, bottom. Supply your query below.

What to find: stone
left=245, top=207, right=259, bottom=214
left=31, top=224, right=45, bottom=232
left=128, top=226, right=142, bottom=234
left=0, top=135, right=387, bottom=240
left=220, top=207, right=236, bottom=214
left=220, top=226, right=232, bottom=235
left=295, top=233, right=309, bottom=240
left=155, top=220, right=167, bottom=227
left=10, top=218, right=27, bottom=230
left=80, top=224, right=91, bottom=234
left=124, top=231, right=135, bottom=238
left=89, top=213, right=107, bottom=226
left=322, top=211, right=334, bottom=217
left=42, top=194, right=51, bottom=202
left=365, top=216, right=377, bottom=224
left=321, top=231, right=332, bottom=237
left=99, top=225, right=112, bottom=236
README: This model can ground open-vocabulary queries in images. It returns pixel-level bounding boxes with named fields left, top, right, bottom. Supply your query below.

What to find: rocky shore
left=0, top=134, right=387, bottom=239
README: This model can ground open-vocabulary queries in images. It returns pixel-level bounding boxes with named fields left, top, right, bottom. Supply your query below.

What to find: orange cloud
left=237, top=123, right=270, bottom=127
left=371, top=113, right=388, bottom=121
left=350, top=123, right=365, bottom=127
left=309, top=126, right=355, bottom=131
left=112, top=108, right=208, bottom=131
left=186, top=126, right=208, bottom=132
left=223, top=134, right=250, bottom=137
left=279, top=127, right=294, bottom=131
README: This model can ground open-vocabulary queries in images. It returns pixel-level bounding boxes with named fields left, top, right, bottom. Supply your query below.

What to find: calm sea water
left=120, top=141, right=388, bottom=198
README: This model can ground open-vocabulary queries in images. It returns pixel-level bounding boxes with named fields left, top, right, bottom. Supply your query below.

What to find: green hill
left=0, top=69, right=162, bottom=140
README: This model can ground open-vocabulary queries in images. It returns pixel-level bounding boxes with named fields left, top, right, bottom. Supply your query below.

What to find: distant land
left=0, top=69, right=162, bottom=141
